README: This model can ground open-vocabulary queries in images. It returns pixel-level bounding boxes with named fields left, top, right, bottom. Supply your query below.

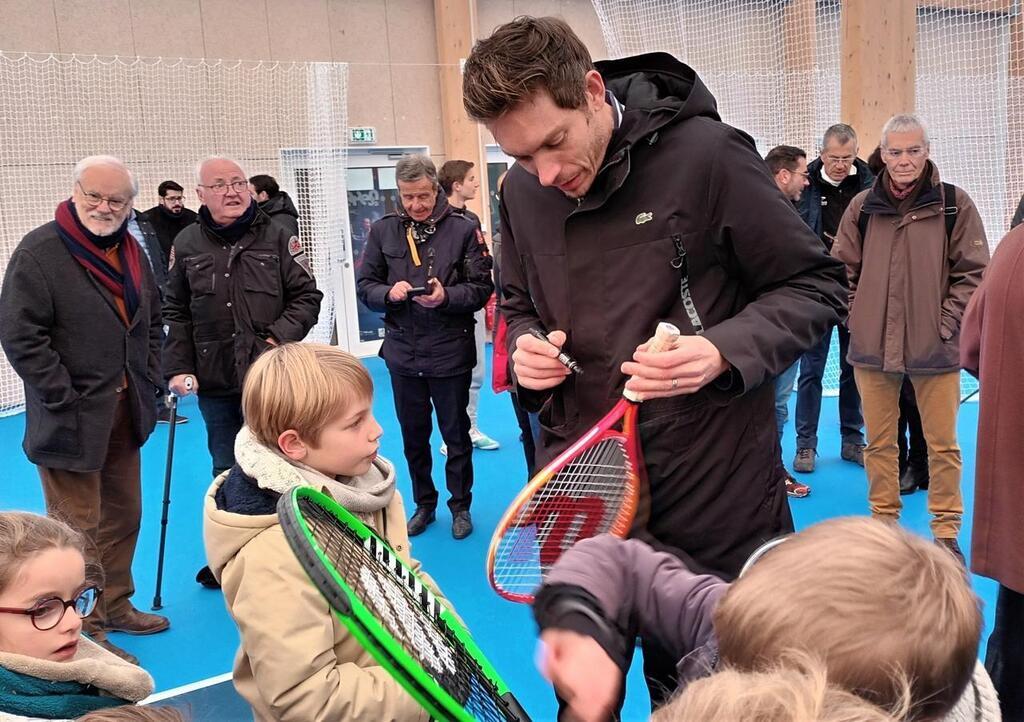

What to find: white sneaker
left=439, top=430, right=501, bottom=456
left=470, top=428, right=500, bottom=450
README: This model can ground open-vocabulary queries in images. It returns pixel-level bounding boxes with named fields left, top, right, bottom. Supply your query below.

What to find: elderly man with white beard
left=0, top=155, right=168, bottom=664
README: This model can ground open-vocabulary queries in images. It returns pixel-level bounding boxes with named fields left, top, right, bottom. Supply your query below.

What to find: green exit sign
left=349, top=127, right=376, bottom=144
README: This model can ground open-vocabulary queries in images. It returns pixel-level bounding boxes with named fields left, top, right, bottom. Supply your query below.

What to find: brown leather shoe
left=792, top=448, right=816, bottom=473
left=106, top=608, right=170, bottom=636
left=93, top=637, right=140, bottom=665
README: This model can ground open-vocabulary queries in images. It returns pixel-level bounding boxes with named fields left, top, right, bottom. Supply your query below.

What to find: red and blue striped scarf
left=55, top=199, right=143, bottom=322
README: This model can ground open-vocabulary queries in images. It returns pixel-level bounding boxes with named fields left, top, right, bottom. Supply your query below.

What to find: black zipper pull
left=671, top=234, right=686, bottom=270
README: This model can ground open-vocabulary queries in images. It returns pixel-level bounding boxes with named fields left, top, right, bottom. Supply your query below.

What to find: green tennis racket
left=277, top=487, right=531, bottom=722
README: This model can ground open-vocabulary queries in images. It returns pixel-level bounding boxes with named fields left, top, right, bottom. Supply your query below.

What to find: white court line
left=141, top=672, right=234, bottom=704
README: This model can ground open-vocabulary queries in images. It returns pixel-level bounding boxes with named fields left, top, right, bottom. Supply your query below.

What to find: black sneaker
left=196, top=565, right=221, bottom=589
left=452, top=510, right=473, bottom=540
left=407, top=507, right=436, bottom=537
left=899, top=465, right=929, bottom=495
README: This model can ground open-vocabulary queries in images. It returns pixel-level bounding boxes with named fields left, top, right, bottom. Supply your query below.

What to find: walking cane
left=153, top=376, right=192, bottom=611
left=960, top=387, right=979, bottom=405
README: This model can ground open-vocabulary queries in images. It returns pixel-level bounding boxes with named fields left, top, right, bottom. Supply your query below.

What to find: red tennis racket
left=486, top=322, right=681, bottom=603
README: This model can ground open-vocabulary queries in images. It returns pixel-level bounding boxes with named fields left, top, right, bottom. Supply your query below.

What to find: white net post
left=0, top=53, right=349, bottom=416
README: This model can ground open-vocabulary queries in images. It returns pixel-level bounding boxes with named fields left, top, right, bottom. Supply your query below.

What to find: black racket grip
left=501, top=692, right=532, bottom=721
left=277, top=494, right=353, bottom=616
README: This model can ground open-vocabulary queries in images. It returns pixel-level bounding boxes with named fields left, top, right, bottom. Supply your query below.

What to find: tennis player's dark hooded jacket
left=498, top=52, right=848, bottom=580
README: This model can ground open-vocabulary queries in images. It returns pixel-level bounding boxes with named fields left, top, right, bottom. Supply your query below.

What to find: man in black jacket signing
left=163, top=156, right=322, bottom=478
left=463, top=17, right=847, bottom=705
left=357, top=154, right=493, bottom=540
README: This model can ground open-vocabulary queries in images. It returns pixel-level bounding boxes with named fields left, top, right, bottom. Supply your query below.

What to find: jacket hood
left=203, top=432, right=397, bottom=580
left=259, top=191, right=299, bottom=219
left=396, top=189, right=455, bottom=226
left=596, top=53, right=720, bottom=148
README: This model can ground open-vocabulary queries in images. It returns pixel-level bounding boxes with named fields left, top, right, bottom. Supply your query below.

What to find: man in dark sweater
left=142, top=180, right=198, bottom=262
left=793, top=124, right=873, bottom=474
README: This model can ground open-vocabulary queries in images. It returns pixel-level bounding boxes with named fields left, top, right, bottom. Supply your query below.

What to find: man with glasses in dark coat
left=0, top=155, right=168, bottom=663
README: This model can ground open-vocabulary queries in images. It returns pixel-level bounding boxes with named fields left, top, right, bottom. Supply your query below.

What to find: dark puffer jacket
left=162, top=202, right=322, bottom=395
left=258, top=191, right=300, bottom=238
left=356, top=191, right=493, bottom=377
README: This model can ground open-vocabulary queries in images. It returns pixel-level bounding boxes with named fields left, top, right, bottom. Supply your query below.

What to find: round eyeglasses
left=0, top=586, right=102, bottom=631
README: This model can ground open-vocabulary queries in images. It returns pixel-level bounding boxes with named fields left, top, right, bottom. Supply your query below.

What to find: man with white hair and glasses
left=0, top=155, right=168, bottom=663
left=163, top=156, right=322, bottom=486
left=831, top=114, right=989, bottom=562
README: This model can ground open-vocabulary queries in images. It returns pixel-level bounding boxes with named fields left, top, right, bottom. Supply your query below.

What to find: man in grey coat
left=0, top=155, right=170, bottom=664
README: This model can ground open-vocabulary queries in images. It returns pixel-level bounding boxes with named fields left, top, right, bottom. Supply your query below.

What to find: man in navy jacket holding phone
left=357, top=154, right=493, bottom=540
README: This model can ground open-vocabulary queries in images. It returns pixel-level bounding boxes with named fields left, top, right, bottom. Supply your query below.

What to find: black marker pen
left=527, top=327, right=583, bottom=375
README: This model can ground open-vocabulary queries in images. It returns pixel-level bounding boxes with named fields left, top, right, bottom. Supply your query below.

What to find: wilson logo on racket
left=487, top=322, right=681, bottom=604
left=514, top=494, right=607, bottom=566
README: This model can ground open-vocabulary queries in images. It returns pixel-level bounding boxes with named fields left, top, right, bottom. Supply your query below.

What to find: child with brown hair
left=534, top=517, right=997, bottom=721
left=0, top=512, right=153, bottom=720
left=203, top=342, right=457, bottom=721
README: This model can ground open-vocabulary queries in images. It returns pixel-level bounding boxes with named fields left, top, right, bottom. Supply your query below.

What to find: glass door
left=341, top=147, right=429, bottom=356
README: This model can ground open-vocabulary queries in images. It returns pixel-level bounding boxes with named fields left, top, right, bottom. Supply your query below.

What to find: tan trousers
left=38, top=393, right=142, bottom=638
left=854, top=368, right=963, bottom=538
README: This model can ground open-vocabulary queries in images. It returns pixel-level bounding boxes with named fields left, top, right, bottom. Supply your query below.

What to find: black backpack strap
left=942, top=182, right=958, bottom=242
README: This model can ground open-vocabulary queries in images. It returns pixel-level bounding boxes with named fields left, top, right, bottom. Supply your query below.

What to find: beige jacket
left=832, top=165, right=989, bottom=374
left=0, top=636, right=154, bottom=722
left=204, top=433, right=448, bottom=722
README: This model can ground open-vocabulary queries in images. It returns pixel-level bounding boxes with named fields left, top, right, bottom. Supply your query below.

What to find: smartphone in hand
left=407, top=278, right=437, bottom=298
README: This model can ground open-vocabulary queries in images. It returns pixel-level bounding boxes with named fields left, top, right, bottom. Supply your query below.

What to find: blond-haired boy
left=204, top=343, right=450, bottom=721
left=535, top=517, right=995, bottom=721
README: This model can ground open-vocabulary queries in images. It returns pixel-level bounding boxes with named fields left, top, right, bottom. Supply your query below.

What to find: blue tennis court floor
left=0, top=353, right=996, bottom=720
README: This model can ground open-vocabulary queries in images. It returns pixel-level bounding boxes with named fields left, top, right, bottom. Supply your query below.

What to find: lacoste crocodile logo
left=635, top=212, right=654, bottom=225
